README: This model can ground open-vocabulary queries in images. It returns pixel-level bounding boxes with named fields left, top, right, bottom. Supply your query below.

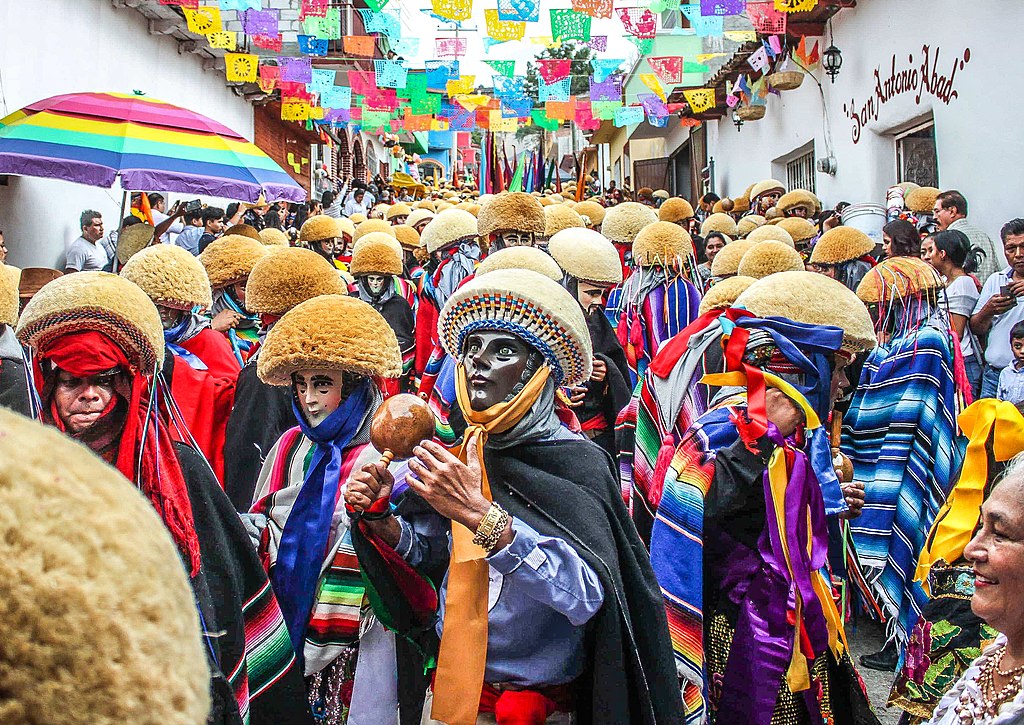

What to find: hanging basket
left=766, top=70, right=804, bottom=91
left=736, top=105, right=766, bottom=121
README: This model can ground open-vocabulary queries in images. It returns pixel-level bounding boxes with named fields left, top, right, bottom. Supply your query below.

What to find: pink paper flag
left=647, top=56, right=683, bottom=85
left=536, top=59, right=572, bottom=84
left=616, top=7, right=656, bottom=39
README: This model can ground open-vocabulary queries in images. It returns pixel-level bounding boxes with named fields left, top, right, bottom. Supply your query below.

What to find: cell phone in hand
left=184, top=199, right=203, bottom=213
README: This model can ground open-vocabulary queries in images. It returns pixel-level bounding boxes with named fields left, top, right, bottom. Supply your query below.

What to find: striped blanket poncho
left=843, top=320, right=964, bottom=644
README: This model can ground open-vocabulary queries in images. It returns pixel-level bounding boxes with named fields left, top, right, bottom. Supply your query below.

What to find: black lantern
left=731, top=110, right=743, bottom=131
left=822, top=45, right=843, bottom=83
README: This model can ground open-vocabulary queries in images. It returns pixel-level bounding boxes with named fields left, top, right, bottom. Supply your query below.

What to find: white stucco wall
left=704, top=0, right=1024, bottom=245
left=0, top=0, right=256, bottom=267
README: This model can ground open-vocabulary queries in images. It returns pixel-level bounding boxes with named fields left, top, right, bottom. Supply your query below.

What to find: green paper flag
left=550, top=9, right=592, bottom=42
left=683, top=61, right=711, bottom=73
left=484, top=60, right=516, bottom=78
left=509, top=152, right=526, bottom=192
left=530, top=109, right=561, bottom=130
left=364, top=0, right=390, bottom=11
left=625, top=35, right=654, bottom=54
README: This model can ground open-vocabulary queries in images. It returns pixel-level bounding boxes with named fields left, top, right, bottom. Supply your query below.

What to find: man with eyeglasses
left=65, top=210, right=109, bottom=273
left=971, top=218, right=1024, bottom=397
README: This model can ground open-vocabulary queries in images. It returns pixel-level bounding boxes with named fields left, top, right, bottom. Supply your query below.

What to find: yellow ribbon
left=431, top=364, right=551, bottom=725
left=706, top=369, right=846, bottom=691
left=915, top=399, right=1024, bottom=593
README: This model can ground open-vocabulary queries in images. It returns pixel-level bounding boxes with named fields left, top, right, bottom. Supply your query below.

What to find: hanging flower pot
left=736, top=105, right=766, bottom=121
left=766, top=70, right=804, bottom=91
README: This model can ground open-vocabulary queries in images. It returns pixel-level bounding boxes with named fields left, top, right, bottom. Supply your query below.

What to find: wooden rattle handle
left=379, top=450, right=394, bottom=467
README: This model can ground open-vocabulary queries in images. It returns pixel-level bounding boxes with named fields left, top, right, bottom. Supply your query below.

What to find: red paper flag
left=536, top=59, right=572, bottom=84
left=647, top=56, right=683, bottom=85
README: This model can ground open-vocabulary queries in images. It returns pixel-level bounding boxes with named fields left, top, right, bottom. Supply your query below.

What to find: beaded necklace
left=955, top=644, right=1024, bottom=723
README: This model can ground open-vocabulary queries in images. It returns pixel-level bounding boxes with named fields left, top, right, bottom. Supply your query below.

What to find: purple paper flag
left=280, top=57, right=312, bottom=83
left=638, top=92, right=668, bottom=118
left=242, top=9, right=279, bottom=36
left=589, top=74, right=623, bottom=102
left=699, top=0, right=744, bottom=15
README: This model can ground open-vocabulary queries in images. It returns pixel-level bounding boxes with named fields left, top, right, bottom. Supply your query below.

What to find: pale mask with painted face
left=157, top=304, right=186, bottom=331
left=577, top=282, right=609, bottom=316
left=293, top=369, right=345, bottom=427
left=366, top=274, right=388, bottom=296
left=495, top=231, right=535, bottom=249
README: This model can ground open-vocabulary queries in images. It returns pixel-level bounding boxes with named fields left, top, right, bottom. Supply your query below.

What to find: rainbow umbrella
left=0, top=92, right=305, bottom=203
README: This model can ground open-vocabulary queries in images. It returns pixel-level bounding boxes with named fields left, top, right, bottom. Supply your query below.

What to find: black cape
left=0, top=356, right=32, bottom=416
left=223, top=356, right=293, bottom=511
left=485, top=439, right=682, bottom=725
left=375, top=295, right=415, bottom=354
left=578, top=312, right=632, bottom=457
left=175, top=442, right=313, bottom=724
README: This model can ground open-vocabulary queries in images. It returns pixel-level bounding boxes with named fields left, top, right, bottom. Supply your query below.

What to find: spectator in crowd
left=883, top=219, right=923, bottom=259
left=696, top=231, right=728, bottom=286
left=242, top=200, right=269, bottom=231
left=997, top=321, right=1024, bottom=404
left=971, top=219, right=1024, bottom=398
left=174, top=206, right=205, bottom=255
left=65, top=210, right=108, bottom=273
left=923, top=228, right=984, bottom=394
left=196, top=206, right=225, bottom=254
left=148, top=193, right=185, bottom=243
left=343, top=188, right=369, bottom=218
left=604, top=180, right=622, bottom=206
left=934, top=189, right=999, bottom=281
left=322, top=189, right=344, bottom=218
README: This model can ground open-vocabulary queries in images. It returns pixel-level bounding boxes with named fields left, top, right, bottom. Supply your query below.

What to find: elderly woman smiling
left=928, top=454, right=1024, bottom=724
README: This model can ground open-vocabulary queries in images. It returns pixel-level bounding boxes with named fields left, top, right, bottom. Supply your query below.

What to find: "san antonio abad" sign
left=842, top=44, right=971, bottom=144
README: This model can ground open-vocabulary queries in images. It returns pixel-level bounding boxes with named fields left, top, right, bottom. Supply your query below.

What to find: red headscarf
left=36, top=331, right=202, bottom=576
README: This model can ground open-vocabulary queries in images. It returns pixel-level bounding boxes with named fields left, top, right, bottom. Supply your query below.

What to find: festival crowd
left=3, top=175, right=1024, bottom=725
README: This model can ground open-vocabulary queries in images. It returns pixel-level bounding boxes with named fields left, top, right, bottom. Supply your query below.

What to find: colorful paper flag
left=484, top=9, right=526, bottom=42
left=205, top=31, right=236, bottom=50
left=550, top=9, right=592, bottom=42
left=344, top=35, right=375, bottom=56
left=614, top=105, right=644, bottom=127
left=242, top=9, right=278, bottom=36
left=746, top=2, right=787, bottom=34
left=700, top=0, right=745, bottom=14
left=183, top=6, right=222, bottom=34
left=647, top=56, right=683, bottom=85
left=775, top=0, right=817, bottom=11
left=571, top=0, right=612, bottom=19
left=616, top=7, right=656, bottom=39
left=224, top=53, right=258, bottom=83
left=591, top=58, right=623, bottom=83
left=300, top=0, right=329, bottom=18
left=639, top=73, right=666, bottom=102
left=435, top=37, right=468, bottom=58
left=432, top=0, right=472, bottom=21
left=748, top=45, right=770, bottom=73
left=497, top=0, right=539, bottom=23
left=297, top=35, right=329, bottom=56
left=539, top=78, right=571, bottom=102
left=589, top=74, right=623, bottom=102
left=683, top=87, right=716, bottom=113
left=536, top=59, right=571, bottom=84
left=252, top=34, right=283, bottom=51
left=484, top=60, right=516, bottom=78
left=280, top=57, right=313, bottom=83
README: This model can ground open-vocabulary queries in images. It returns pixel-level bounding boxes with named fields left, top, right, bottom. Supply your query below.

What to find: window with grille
left=896, top=121, right=939, bottom=188
left=786, top=150, right=816, bottom=193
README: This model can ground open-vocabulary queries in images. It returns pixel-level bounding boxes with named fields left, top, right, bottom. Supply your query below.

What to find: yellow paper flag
left=224, top=53, right=258, bottom=83
left=281, top=102, right=310, bottom=121
left=484, top=9, right=525, bottom=42
left=447, top=75, right=477, bottom=96
left=640, top=73, right=666, bottom=102
left=683, top=88, right=717, bottom=114
left=490, top=111, right=518, bottom=132
left=309, top=106, right=325, bottom=120
left=529, top=36, right=559, bottom=48
left=431, top=118, right=451, bottom=131
left=206, top=31, right=236, bottom=50
left=432, top=0, right=472, bottom=21
left=775, top=0, right=817, bottom=12
left=724, top=30, right=758, bottom=42
left=696, top=52, right=728, bottom=63
left=455, top=94, right=489, bottom=111
left=183, top=6, right=222, bottom=34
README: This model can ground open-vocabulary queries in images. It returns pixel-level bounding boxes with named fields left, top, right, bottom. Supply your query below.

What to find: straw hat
left=116, top=223, right=155, bottom=265
left=653, top=189, right=670, bottom=200
left=548, top=228, right=622, bottom=286
left=349, top=213, right=368, bottom=224
left=477, top=192, right=546, bottom=238
left=350, top=236, right=404, bottom=277
left=198, top=235, right=268, bottom=289
left=245, top=247, right=346, bottom=316
left=439, top=268, right=592, bottom=387
left=632, top=221, right=694, bottom=267
left=352, top=232, right=403, bottom=259
left=422, top=209, right=479, bottom=254
left=745, top=224, right=795, bottom=248
left=475, top=246, right=563, bottom=281
left=574, top=200, right=607, bottom=228
left=223, top=223, right=261, bottom=240
left=258, top=227, right=290, bottom=246
left=0, top=408, right=210, bottom=724
left=119, top=244, right=213, bottom=311
left=736, top=215, right=767, bottom=238
left=413, top=199, right=436, bottom=212
left=776, top=217, right=818, bottom=245
left=737, top=241, right=805, bottom=278
left=701, top=212, right=739, bottom=238
left=777, top=189, right=821, bottom=216
left=698, top=275, right=756, bottom=315
left=736, top=270, right=877, bottom=353
left=543, top=205, right=585, bottom=237
left=353, top=219, right=396, bottom=244
left=809, top=227, right=875, bottom=265
left=299, top=215, right=342, bottom=243
left=393, top=224, right=421, bottom=251
left=406, top=209, right=435, bottom=230
left=856, top=256, right=944, bottom=304
left=17, top=271, right=165, bottom=372
left=658, top=197, right=695, bottom=224
left=336, top=216, right=355, bottom=239
left=906, top=186, right=941, bottom=214
left=385, top=202, right=412, bottom=221
left=0, top=265, right=19, bottom=327
left=710, top=239, right=756, bottom=278
left=257, top=294, right=402, bottom=386
left=601, top=202, right=658, bottom=245
left=750, top=179, right=786, bottom=201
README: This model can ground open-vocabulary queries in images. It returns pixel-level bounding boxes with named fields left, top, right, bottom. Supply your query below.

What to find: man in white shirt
left=65, top=211, right=109, bottom=273
left=970, top=218, right=1024, bottom=397
left=148, top=193, right=185, bottom=244
left=935, top=189, right=1000, bottom=281
left=342, top=188, right=369, bottom=218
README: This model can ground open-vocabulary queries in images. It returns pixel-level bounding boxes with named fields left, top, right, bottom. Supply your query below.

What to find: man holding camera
left=971, top=218, right=1024, bottom=397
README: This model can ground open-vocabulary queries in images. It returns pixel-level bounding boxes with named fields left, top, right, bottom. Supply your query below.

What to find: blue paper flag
left=297, top=35, right=329, bottom=56
left=591, top=58, right=624, bottom=83
left=389, top=38, right=420, bottom=56
left=374, top=59, right=409, bottom=88
left=680, top=4, right=724, bottom=35
left=497, top=0, right=540, bottom=23
left=492, top=75, right=527, bottom=98
left=320, top=86, right=352, bottom=109
left=614, top=105, right=644, bottom=127
left=219, top=0, right=260, bottom=10
left=425, top=60, right=459, bottom=91
left=538, top=77, right=571, bottom=102
left=359, top=9, right=402, bottom=36
left=308, top=68, right=336, bottom=92
left=502, top=95, right=532, bottom=117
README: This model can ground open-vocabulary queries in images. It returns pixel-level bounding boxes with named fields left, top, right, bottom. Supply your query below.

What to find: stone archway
left=352, top=137, right=366, bottom=183
left=337, top=130, right=351, bottom=180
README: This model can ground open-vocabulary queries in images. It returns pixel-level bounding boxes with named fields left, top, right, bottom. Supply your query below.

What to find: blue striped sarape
left=842, top=321, right=965, bottom=644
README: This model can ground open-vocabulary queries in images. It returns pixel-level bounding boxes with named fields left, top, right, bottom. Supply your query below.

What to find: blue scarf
left=272, top=379, right=372, bottom=660
left=163, top=312, right=208, bottom=370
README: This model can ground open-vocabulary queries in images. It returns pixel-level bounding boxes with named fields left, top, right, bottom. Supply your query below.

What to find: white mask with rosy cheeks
left=366, top=274, right=387, bottom=296
left=496, top=232, right=534, bottom=248
left=293, top=369, right=344, bottom=427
